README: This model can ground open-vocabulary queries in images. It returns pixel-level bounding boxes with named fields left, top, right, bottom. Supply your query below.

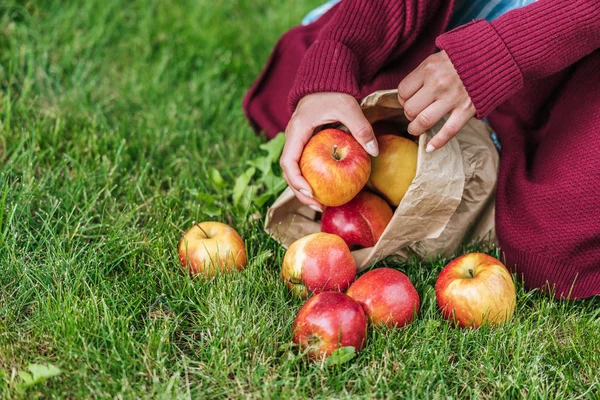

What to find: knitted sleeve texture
left=436, top=0, right=600, bottom=118
left=288, top=0, right=446, bottom=110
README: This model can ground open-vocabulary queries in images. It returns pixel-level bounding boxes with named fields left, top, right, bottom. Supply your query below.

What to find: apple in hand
left=347, top=268, right=420, bottom=328
left=435, top=253, right=516, bottom=328
left=282, top=232, right=356, bottom=299
left=321, top=191, right=393, bottom=249
left=368, top=134, right=418, bottom=206
left=293, top=291, right=367, bottom=360
left=300, top=128, right=371, bottom=207
left=178, top=222, right=246, bottom=277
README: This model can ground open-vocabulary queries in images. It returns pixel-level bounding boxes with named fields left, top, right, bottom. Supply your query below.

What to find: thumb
left=339, top=103, right=379, bottom=157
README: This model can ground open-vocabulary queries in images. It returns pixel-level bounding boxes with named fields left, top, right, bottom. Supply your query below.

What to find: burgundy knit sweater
left=243, top=0, right=600, bottom=299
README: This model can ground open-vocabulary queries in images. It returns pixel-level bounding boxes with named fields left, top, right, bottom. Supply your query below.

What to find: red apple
left=346, top=268, right=420, bottom=328
left=281, top=232, right=356, bottom=299
left=178, top=222, right=246, bottom=277
left=300, top=128, right=371, bottom=207
left=435, top=253, right=516, bottom=328
left=293, top=291, right=367, bottom=360
left=320, top=191, right=393, bottom=249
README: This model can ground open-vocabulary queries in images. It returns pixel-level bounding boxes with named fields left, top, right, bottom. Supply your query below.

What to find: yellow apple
left=178, top=222, right=246, bottom=277
left=367, top=134, right=418, bottom=206
left=435, top=253, right=516, bottom=328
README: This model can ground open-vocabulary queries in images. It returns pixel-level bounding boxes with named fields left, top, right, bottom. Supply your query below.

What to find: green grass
left=0, top=0, right=599, bottom=398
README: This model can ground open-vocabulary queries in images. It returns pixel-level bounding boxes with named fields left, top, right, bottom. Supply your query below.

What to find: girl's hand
left=280, top=92, right=379, bottom=212
left=397, top=50, right=475, bottom=152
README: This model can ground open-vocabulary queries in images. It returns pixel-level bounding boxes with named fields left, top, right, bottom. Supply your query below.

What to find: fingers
left=281, top=118, right=322, bottom=207
left=403, top=87, right=437, bottom=123
left=338, top=101, right=378, bottom=157
left=397, top=51, right=476, bottom=152
left=282, top=172, right=324, bottom=212
left=280, top=164, right=311, bottom=202
left=406, top=101, right=452, bottom=137
left=397, top=65, right=425, bottom=107
left=280, top=92, right=380, bottom=212
left=281, top=107, right=331, bottom=211
left=425, top=109, right=473, bottom=152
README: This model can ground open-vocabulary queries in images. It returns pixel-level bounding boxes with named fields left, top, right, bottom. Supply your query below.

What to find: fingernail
left=299, top=189, right=313, bottom=199
left=365, top=140, right=379, bottom=157
left=426, top=143, right=436, bottom=153
left=308, top=205, right=323, bottom=213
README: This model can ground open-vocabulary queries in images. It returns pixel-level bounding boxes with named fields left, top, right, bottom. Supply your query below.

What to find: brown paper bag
left=265, top=89, right=499, bottom=271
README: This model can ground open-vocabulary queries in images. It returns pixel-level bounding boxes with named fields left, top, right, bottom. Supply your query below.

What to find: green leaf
left=251, top=250, right=273, bottom=266
left=277, top=342, right=297, bottom=354
left=253, top=175, right=286, bottom=207
left=253, top=193, right=272, bottom=208
left=192, top=192, right=222, bottom=216
left=232, top=167, right=255, bottom=206
left=210, top=168, right=226, bottom=188
left=17, top=364, right=61, bottom=389
left=195, top=192, right=219, bottom=204
left=18, top=372, right=33, bottom=386
left=239, top=184, right=259, bottom=210
left=263, top=175, right=286, bottom=193
left=202, top=203, right=222, bottom=217
left=247, top=156, right=272, bottom=178
left=28, top=364, right=61, bottom=381
left=187, top=188, right=199, bottom=197
left=324, top=346, right=356, bottom=367
left=258, top=133, right=286, bottom=163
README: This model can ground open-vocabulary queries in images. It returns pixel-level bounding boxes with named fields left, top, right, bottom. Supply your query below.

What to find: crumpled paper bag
left=265, top=89, right=499, bottom=271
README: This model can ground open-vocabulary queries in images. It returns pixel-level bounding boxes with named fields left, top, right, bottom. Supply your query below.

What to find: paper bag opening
left=265, top=89, right=499, bottom=271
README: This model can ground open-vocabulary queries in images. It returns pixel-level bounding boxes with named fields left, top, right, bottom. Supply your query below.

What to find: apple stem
left=468, top=268, right=474, bottom=278
left=332, top=145, right=340, bottom=161
left=195, top=223, right=210, bottom=238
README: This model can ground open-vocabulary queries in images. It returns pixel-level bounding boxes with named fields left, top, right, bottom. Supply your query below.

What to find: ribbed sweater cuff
left=492, top=0, right=600, bottom=80
left=288, top=40, right=361, bottom=111
left=436, top=20, right=523, bottom=119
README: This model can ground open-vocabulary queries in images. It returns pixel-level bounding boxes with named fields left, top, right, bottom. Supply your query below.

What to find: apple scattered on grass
left=320, top=191, right=393, bottom=250
left=178, top=222, right=246, bottom=277
left=367, top=134, right=418, bottom=207
left=347, top=268, right=420, bottom=328
left=293, top=291, right=367, bottom=360
left=435, top=252, right=516, bottom=328
left=300, top=128, right=371, bottom=207
left=281, top=232, right=357, bottom=299
left=178, top=122, right=517, bottom=365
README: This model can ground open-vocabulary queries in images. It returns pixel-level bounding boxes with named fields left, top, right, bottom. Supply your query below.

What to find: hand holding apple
left=347, top=268, right=420, bottom=328
left=178, top=222, right=246, bottom=277
left=293, top=291, right=367, bottom=360
left=282, top=232, right=357, bottom=299
left=435, top=253, right=516, bottom=328
left=300, top=128, right=371, bottom=207
left=280, top=93, right=379, bottom=211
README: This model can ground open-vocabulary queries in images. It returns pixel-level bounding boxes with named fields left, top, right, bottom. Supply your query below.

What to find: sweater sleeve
left=288, top=0, right=450, bottom=110
left=436, top=0, right=600, bottom=118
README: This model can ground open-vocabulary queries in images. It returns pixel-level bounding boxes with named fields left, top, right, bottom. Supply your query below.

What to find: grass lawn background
left=0, top=0, right=599, bottom=398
